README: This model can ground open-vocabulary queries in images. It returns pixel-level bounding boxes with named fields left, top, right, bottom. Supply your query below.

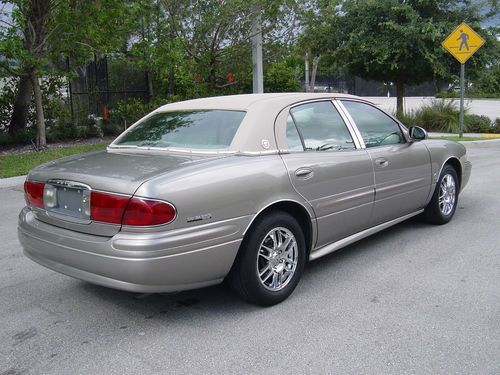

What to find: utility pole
left=251, top=6, right=263, bottom=93
left=305, top=51, right=309, bottom=92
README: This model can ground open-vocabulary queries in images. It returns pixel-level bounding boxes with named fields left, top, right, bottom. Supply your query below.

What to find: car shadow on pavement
left=304, top=216, right=428, bottom=274
left=77, top=216, right=430, bottom=318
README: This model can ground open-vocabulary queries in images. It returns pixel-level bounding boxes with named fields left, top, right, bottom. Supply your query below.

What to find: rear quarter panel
left=130, top=154, right=314, bottom=235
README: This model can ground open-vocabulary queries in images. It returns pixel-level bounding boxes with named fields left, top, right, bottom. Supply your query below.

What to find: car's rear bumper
left=18, top=207, right=245, bottom=293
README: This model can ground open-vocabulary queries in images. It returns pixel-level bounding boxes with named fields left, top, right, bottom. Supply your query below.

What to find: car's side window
left=341, top=100, right=405, bottom=148
left=286, top=115, right=304, bottom=151
left=289, top=101, right=355, bottom=151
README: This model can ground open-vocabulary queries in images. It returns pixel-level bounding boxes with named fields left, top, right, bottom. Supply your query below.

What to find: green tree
left=298, top=0, right=340, bottom=91
left=161, top=0, right=303, bottom=93
left=265, top=61, right=301, bottom=92
left=330, top=0, right=496, bottom=115
left=0, top=0, right=128, bottom=147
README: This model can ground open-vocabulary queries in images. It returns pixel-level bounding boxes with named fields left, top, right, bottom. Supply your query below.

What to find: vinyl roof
left=156, top=93, right=362, bottom=112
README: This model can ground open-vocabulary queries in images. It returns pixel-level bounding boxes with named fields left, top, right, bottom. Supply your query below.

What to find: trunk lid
left=29, top=150, right=199, bottom=195
left=27, top=149, right=215, bottom=236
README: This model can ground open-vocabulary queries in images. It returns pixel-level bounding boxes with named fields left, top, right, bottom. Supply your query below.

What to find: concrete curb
left=0, top=175, right=26, bottom=188
left=428, top=132, right=500, bottom=139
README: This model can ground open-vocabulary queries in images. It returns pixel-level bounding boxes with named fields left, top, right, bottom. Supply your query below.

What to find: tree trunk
left=396, top=81, right=405, bottom=118
left=208, top=60, right=217, bottom=89
left=309, top=55, right=321, bottom=92
left=9, top=76, right=33, bottom=136
left=145, top=69, right=154, bottom=101
left=31, top=71, right=46, bottom=148
left=167, top=67, right=175, bottom=96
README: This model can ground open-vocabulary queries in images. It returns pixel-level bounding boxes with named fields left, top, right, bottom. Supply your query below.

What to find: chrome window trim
left=334, top=99, right=366, bottom=149
left=331, top=99, right=363, bottom=149
left=107, top=145, right=237, bottom=155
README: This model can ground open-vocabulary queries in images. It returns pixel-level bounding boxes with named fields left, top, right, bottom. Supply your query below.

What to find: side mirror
left=408, top=126, right=427, bottom=141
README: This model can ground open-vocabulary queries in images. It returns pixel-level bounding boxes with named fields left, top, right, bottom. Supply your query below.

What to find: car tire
left=227, top=211, right=306, bottom=306
left=423, top=164, right=459, bottom=225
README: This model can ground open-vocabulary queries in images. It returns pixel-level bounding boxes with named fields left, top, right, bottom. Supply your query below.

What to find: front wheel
left=423, top=165, right=459, bottom=225
left=227, top=211, right=306, bottom=306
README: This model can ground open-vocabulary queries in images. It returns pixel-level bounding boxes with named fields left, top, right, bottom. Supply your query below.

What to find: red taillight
left=122, top=197, right=176, bottom=226
left=24, top=181, right=45, bottom=208
left=90, top=191, right=176, bottom=226
left=24, top=184, right=176, bottom=227
left=90, top=191, right=130, bottom=224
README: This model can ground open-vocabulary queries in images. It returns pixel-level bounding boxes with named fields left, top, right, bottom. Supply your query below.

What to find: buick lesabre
left=18, top=93, right=471, bottom=305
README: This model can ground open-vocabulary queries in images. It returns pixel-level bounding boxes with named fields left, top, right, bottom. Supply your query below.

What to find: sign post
left=441, top=22, right=485, bottom=138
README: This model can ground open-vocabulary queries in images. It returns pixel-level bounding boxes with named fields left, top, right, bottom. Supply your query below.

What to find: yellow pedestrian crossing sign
left=442, top=22, right=485, bottom=64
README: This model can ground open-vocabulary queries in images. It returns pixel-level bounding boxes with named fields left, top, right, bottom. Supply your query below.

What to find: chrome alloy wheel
left=256, top=227, right=298, bottom=291
left=439, top=174, right=456, bottom=216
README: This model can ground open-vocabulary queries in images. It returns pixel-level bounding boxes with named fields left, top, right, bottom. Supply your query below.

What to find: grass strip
left=0, top=143, right=108, bottom=178
left=430, top=136, right=488, bottom=141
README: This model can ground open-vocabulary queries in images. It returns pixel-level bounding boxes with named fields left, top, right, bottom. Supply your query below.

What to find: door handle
left=375, top=158, right=389, bottom=168
left=295, top=167, right=314, bottom=179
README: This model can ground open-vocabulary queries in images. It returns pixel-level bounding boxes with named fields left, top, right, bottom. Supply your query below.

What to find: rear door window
left=289, top=101, right=355, bottom=151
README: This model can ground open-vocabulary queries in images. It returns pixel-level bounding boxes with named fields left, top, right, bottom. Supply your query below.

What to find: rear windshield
left=115, top=110, right=246, bottom=149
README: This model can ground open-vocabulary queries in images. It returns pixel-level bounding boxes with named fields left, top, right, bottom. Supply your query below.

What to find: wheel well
left=445, top=157, right=462, bottom=189
left=249, top=201, right=313, bottom=257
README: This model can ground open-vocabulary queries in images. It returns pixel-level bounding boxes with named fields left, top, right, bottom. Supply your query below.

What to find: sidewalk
left=0, top=175, right=26, bottom=188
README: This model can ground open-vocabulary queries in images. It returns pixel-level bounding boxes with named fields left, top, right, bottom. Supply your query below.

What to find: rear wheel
left=423, top=165, right=459, bottom=225
left=227, top=211, right=306, bottom=306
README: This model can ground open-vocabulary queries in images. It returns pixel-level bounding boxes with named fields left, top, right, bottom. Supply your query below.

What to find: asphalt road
left=1, top=141, right=499, bottom=375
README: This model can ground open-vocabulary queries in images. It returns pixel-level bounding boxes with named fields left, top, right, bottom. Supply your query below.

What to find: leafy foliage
left=323, top=0, right=498, bottom=114
left=1, top=0, right=499, bottom=148
left=465, top=114, right=498, bottom=133
left=265, top=62, right=301, bottom=92
left=398, top=100, right=498, bottom=134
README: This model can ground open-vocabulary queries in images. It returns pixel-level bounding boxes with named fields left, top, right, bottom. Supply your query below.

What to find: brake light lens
left=122, top=197, right=176, bottom=226
left=24, top=181, right=45, bottom=208
left=90, top=191, right=176, bottom=226
left=24, top=183, right=176, bottom=227
left=90, top=191, right=130, bottom=224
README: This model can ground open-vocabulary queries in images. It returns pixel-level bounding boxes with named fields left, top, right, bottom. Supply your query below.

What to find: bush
left=0, top=132, right=13, bottom=147
left=11, top=128, right=37, bottom=144
left=417, top=100, right=461, bottom=133
left=110, top=97, right=170, bottom=129
left=47, top=122, right=80, bottom=142
left=0, top=128, right=37, bottom=146
left=265, top=62, right=301, bottom=92
left=0, top=77, right=17, bottom=132
left=464, top=114, right=495, bottom=133
left=395, top=112, right=418, bottom=127
left=397, top=100, right=461, bottom=133
left=99, top=120, right=122, bottom=136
